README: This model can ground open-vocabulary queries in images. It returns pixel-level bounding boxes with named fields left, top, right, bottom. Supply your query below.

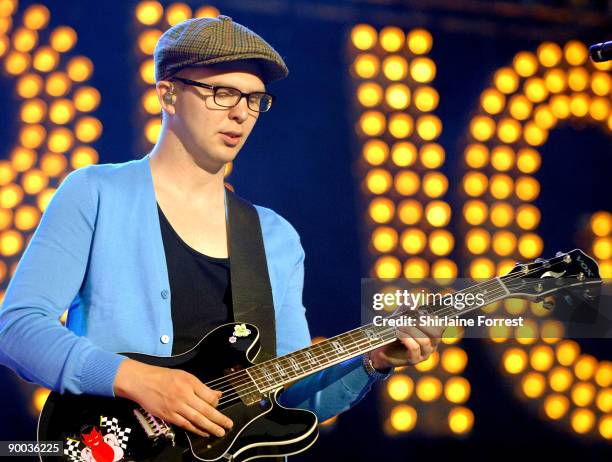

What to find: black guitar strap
left=226, top=188, right=276, bottom=363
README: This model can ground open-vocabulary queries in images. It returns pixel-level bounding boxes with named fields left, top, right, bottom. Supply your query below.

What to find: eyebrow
left=205, top=81, right=266, bottom=93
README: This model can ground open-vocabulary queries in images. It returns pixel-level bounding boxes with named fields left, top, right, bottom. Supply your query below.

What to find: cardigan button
left=160, top=334, right=170, bottom=344
left=161, top=289, right=169, bottom=299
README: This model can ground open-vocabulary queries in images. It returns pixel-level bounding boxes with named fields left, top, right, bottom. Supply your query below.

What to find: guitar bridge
left=133, top=407, right=176, bottom=446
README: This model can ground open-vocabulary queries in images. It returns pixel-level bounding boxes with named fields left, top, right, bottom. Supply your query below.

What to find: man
left=0, top=16, right=441, bottom=445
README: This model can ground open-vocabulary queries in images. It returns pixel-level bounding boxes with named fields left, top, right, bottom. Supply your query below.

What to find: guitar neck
left=246, top=276, right=510, bottom=393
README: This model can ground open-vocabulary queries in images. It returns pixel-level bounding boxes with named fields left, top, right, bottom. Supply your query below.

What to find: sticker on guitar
left=63, top=417, right=132, bottom=462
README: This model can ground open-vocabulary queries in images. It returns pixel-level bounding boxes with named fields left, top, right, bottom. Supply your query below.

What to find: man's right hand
left=113, top=358, right=234, bottom=438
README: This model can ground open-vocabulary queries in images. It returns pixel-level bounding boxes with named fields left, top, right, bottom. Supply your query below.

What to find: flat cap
left=154, top=15, right=288, bottom=84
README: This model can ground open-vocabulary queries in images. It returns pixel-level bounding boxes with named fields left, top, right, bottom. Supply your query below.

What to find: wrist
left=362, top=352, right=393, bottom=380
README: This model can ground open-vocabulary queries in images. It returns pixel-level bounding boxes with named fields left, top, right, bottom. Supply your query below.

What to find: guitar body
left=37, top=323, right=319, bottom=462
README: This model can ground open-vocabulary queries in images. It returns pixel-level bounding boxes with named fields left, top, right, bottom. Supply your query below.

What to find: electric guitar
left=37, top=249, right=601, bottom=461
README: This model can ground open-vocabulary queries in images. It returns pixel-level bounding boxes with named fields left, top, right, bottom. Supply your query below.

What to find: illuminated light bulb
left=596, top=388, right=612, bottom=412
left=384, top=83, right=410, bottom=110
left=357, top=82, right=383, bottom=107
left=388, top=113, right=414, bottom=138
left=391, top=142, right=417, bottom=167
left=523, top=122, right=548, bottom=146
left=517, top=233, right=543, bottom=258
left=429, top=229, right=454, bottom=256
left=543, top=68, right=567, bottom=93
left=492, top=231, right=516, bottom=256
left=413, top=86, right=439, bottom=111
left=45, top=72, right=72, bottom=97
left=10, top=147, right=36, bottom=172
left=387, top=375, right=413, bottom=401
left=489, top=174, right=513, bottom=200
left=0, top=230, right=23, bottom=256
left=462, top=171, right=488, bottom=197
left=12, top=27, right=38, bottom=52
left=400, top=228, right=426, bottom=254
left=138, top=29, right=162, bottom=55
left=398, top=199, right=422, bottom=225
left=50, top=26, right=77, bottom=53
left=465, top=228, right=490, bottom=254
left=372, top=226, right=398, bottom=253
left=414, top=351, right=439, bottom=372
left=464, top=144, right=489, bottom=169
left=4, top=51, right=31, bottom=75
left=353, top=54, right=380, bottom=79
left=0, top=184, right=24, bottom=209
left=470, top=116, right=495, bottom=141
left=67, top=56, right=94, bottom=82
left=374, top=255, right=401, bottom=278
left=548, top=366, right=574, bottom=392
left=37, top=187, right=56, bottom=212
left=33, top=46, right=59, bottom=72
left=571, top=382, right=596, bottom=407
left=19, top=124, right=46, bottom=149
left=359, top=111, right=386, bottom=136
left=541, top=319, right=564, bottom=344
left=469, top=257, right=494, bottom=279
left=530, top=345, right=555, bottom=371
left=569, top=92, right=589, bottom=117
left=406, top=28, right=432, bottom=54
left=480, top=88, right=506, bottom=115
left=425, top=201, right=451, bottom=227
left=570, top=409, right=595, bottom=434
left=509, top=94, right=532, bottom=120
left=444, top=377, right=471, bottom=403
left=533, top=105, right=556, bottom=130
left=71, top=146, right=99, bottom=169
left=521, top=372, right=546, bottom=398
left=422, top=172, right=448, bottom=198
left=516, top=148, right=541, bottom=174
left=47, top=127, right=74, bottom=153
left=23, top=4, right=50, bottom=30
left=351, top=24, right=377, bottom=50
left=394, top=170, right=419, bottom=196
left=593, top=237, right=611, bottom=260
left=513, top=51, right=538, bottom=77
left=431, top=259, right=457, bottom=281
left=544, top=394, right=569, bottom=420
left=15, top=204, right=40, bottom=231
left=75, top=117, right=103, bottom=143
left=22, top=169, right=48, bottom=195
left=537, top=42, right=562, bottom=67
left=555, top=340, right=580, bottom=366
left=515, top=176, right=540, bottom=201
left=550, top=94, right=571, bottom=119
left=382, top=55, right=409, bottom=81
left=403, top=257, right=429, bottom=280
left=448, top=407, right=474, bottom=434
left=567, top=67, right=589, bottom=92
left=380, top=26, right=404, bottom=52
left=140, top=59, right=155, bottom=84
left=74, top=87, right=101, bottom=112
left=416, top=115, right=442, bottom=140
left=20, top=98, right=46, bottom=124
left=589, top=96, right=610, bottom=121
left=415, top=376, right=442, bottom=402
left=441, top=347, right=468, bottom=374
left=142, top=88, right=162, bottom=115
left=564, top=40, right=587, bottom=65
left=389, top=405, right=417, bottom=432
left=135, top=1, right=164, bottom=25
left=365, top=168, right=392, bottom=194
left=410, top=57, right=436, bottom=83
left=362, top=140, right=389, bottom=166
left=599, top=415, right=612, bottom=440
left=503, top=348, right=527, bottom=374
left=591, top=71, right=611, bottom=96
left=496, top=118, right=521, bottom=143
left=419, top=143, right=445, bottom=169
left=494, top=67, right=519, bottom=94
left=49, top=99, right=75, bottom=125
left=40, top=152, right=67, bottom=177
left=491, top=202, right=514, bottom=228
left=0, top=0, right=17, bottom=16
left=496, top=259, right=515, bottom=277
left=490, top=147, right=514, bottom=172
left=524, top=77, right=548, bottom=103
left=166, top=2, right=192, bottom=26
left=194, top=6, right=220, bottom=18
left=463, top=200, right=487, bottom=226
left=16, top=73, right=43, bottom=98
left=590, top=211, right=612, bottom=237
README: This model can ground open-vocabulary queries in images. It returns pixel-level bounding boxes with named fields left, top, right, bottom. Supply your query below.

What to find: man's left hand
left=369, top=324, right=444, bottom=370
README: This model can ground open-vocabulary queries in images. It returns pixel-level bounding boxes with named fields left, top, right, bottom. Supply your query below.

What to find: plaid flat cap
left=154, top=15, right=288, bottom=84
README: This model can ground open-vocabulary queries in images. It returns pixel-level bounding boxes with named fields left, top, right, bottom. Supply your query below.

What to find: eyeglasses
left=170, top=77, right=275, bottom=113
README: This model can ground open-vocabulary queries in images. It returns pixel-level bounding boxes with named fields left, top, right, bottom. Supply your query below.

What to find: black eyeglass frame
left=169, top=77, right=275, bottom=112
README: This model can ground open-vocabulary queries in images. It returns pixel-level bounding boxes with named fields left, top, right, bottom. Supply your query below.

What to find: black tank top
left=157, top=204, right=233, bottom=355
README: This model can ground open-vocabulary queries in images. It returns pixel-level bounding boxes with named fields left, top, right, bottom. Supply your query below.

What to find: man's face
left=164, top=62, right=266, bottom=171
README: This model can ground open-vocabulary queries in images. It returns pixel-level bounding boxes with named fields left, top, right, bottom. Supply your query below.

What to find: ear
left=157, top=80, right=176, bottom=115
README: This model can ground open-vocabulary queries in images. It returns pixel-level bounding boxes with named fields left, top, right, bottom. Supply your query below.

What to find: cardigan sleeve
left=274, top=218, right=379, bottom=422
left=0, top=167, right=127, bottom=397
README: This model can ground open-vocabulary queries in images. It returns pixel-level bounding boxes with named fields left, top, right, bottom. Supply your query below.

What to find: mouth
left=219, top=132, right=242, bottom=147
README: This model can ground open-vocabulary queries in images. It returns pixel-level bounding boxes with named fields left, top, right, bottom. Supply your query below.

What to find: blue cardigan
left=0, top=155, right=377, bottom=421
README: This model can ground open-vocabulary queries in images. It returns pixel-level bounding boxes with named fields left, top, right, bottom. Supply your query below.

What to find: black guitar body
left=38, top=323, right=319, bottom=461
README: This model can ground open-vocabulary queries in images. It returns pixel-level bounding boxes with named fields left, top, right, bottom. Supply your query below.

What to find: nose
left=228, top=96, right=250, bottom=123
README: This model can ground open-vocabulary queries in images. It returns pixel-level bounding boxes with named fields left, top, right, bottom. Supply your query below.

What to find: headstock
left=500, top=249, right=601, bottom=301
